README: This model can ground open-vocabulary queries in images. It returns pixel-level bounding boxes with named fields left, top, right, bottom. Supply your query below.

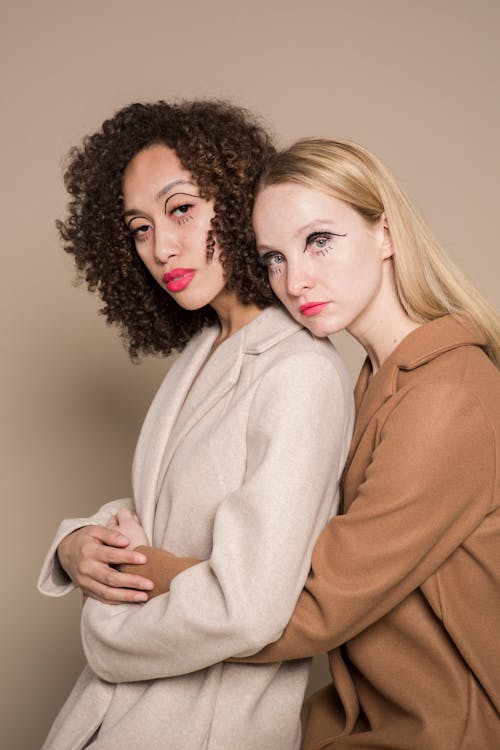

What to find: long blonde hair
left=259, top=138, right=500, bottom=367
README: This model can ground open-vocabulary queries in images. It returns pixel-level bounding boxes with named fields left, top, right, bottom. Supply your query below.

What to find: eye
left=171, top=203, right=194, bottom=218
left=305, top=230, right=346, bottom=256
left=312, top=236, right=329, bottom=249
left=129, top=222, right=152, bottom=242
left=306, top=232, right=334, bottom=255
left=260, top=252, right=286, bottom=269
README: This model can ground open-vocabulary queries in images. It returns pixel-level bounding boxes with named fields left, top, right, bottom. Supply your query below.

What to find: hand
left=56, top=524, right=154, bottom=604
left=107, top=508, right=149, bottom=549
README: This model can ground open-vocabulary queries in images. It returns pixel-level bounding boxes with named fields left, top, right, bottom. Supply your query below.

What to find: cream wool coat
left=38, top=306, right=354, bottom=750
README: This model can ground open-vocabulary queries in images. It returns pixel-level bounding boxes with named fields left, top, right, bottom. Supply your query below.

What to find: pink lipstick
left=163, top=268, right=195, bottom=292
left=299, top=302, right=328, bottom=317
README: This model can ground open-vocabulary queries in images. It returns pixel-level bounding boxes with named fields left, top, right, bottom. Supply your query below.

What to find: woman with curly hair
left=37, top=103, right=354, bottom=749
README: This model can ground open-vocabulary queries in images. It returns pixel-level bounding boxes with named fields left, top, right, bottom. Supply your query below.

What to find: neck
left=211, top=292, right=264, bottom=345
left=348, top=261, right=421, bottom=375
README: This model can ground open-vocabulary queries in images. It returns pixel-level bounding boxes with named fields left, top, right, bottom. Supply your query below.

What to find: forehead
left=122, top=144, right=195, bottom=205
left=253, top=182, right=350, bottom=235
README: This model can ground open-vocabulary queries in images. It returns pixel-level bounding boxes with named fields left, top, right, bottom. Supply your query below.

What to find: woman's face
left=252, top=182, right=393, bottom=338
left=123, top=144, right=227, bottom=311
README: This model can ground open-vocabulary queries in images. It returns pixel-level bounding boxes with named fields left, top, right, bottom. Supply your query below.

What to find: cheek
left=135, top=245, right=159, bottom=277
left=268, top=267, right=284, bottom=284
left=135, top=245, right=147, bottom=262
left=356, top=248, right=383, bottom=292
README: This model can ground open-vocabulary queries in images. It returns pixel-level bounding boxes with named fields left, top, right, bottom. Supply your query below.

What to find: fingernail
left=134, top=592, right=148, bottom=602
left=116, top=535, right=128, bottom=544
left=141, top=581, right=154, bottom=590
left=135, top=554, right=147, bottom=564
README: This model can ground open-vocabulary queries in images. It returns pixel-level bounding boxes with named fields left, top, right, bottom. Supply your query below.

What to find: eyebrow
left=256, top=219, right=342, bottom=254
left=256, top=242, right=277, bottom=255
left=157, top=179, right=196, bottom=200
left=295, top=219, right=339, bottom=237
left=123, top=179, right=197, bottom=219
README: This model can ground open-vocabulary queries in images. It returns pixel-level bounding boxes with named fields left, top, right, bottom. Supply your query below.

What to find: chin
left=302, top=318, right=337, bottom=338
left=176, top=301, right=205, bottom=311
left=171, top=294, right=213, bottom=311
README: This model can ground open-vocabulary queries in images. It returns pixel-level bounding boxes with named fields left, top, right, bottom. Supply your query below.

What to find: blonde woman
left=128, top=139, right=500, bottom=749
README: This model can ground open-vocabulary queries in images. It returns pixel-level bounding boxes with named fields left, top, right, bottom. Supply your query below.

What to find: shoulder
left=257, top=338, right=353, bottom=415
left=395, top=344, right=500, bottom=430
left=248, top=342, right=354, bottom=435
left=382, top=373, right=498, bottom=475
left=258, top=327, right=352, bottom=390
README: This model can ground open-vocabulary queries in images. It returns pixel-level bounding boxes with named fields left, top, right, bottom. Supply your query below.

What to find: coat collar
left=238, top=304, right=303, bottom=354
left=347, top=315, right=485, bottom=469
left=162, top=305, right=300, bottom=451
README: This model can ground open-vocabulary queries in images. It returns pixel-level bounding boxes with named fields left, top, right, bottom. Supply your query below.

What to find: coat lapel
left=156, top=307, right=302, bottom=486
left=153, top=330, right=247, bottom=495
left=344, top=356, right=397, bottom=475
left=132, top=326, right=219, bottom=538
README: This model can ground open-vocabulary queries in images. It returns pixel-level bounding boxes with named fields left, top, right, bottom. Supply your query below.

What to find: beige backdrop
left=2, top=1, right=499, bottom=747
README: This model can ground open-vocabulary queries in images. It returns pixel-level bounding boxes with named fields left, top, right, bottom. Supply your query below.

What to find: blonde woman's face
left=253, top=182, right=393, bottom=338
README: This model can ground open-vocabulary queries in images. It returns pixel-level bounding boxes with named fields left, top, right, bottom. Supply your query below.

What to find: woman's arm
left=118, top=507, right=201, bottom=597
left=233, top=381, right=497, bottom=663
left=80, top=352, right=353, bottom=682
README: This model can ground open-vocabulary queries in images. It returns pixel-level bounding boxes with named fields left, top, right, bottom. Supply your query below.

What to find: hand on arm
left=57, top=522, right=154, bottom=604
left=106, top=509, right=200, bottom=600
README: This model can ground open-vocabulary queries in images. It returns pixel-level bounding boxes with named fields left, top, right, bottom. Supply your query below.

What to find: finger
left=95, top=546, right=148, bottom=567
left=110, top=571, right=155, bottom=591
left=99, top=564, right=154, bottom=591
left=79, top=559, right=154, bottom=591
left=84, top=583, right=150, bottom=604
left=88, top=525, right=130, bottom=548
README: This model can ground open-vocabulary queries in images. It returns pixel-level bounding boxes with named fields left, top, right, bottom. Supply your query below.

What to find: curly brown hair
left=57, top=100, right=276, bottom=358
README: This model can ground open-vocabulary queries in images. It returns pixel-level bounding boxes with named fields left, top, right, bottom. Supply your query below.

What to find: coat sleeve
left=80, top=352, right=353, bottom=682
left=234, top=381, right=497, bottom=663
left=37, top=497, right=134, bottom=597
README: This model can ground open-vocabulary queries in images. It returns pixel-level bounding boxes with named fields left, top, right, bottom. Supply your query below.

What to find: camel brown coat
left=139, top=315, right=500, bottom=749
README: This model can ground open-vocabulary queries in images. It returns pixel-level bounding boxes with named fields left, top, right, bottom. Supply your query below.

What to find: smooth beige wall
left=2, top=1, right=498, bottom=747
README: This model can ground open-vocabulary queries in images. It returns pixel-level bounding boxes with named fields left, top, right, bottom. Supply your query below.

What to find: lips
left=299, top=302, right=329, bottom=317
left=163, top=268, right=195, bottom=292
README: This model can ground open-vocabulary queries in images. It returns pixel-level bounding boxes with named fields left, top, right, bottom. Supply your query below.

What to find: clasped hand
left=56, top=508, right=154, bottom=604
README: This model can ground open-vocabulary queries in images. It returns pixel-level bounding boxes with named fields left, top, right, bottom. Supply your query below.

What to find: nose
left=154, top=226, right=180, bottom=265
left=286, top=257, right=314, bottom=297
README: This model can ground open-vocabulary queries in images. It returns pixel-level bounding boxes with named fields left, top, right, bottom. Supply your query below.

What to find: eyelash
left=260, top=252, right=285, bottom=271
left=305, top=231, right=344, bottom=255
left=129, top=224, right=151, bottom=242
left=128, top=203, right=195, bottom=241
left=169, top=202, right=195, bottom=222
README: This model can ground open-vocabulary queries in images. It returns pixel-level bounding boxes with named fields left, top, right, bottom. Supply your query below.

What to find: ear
left=380, top=212, right=394, bottom=260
